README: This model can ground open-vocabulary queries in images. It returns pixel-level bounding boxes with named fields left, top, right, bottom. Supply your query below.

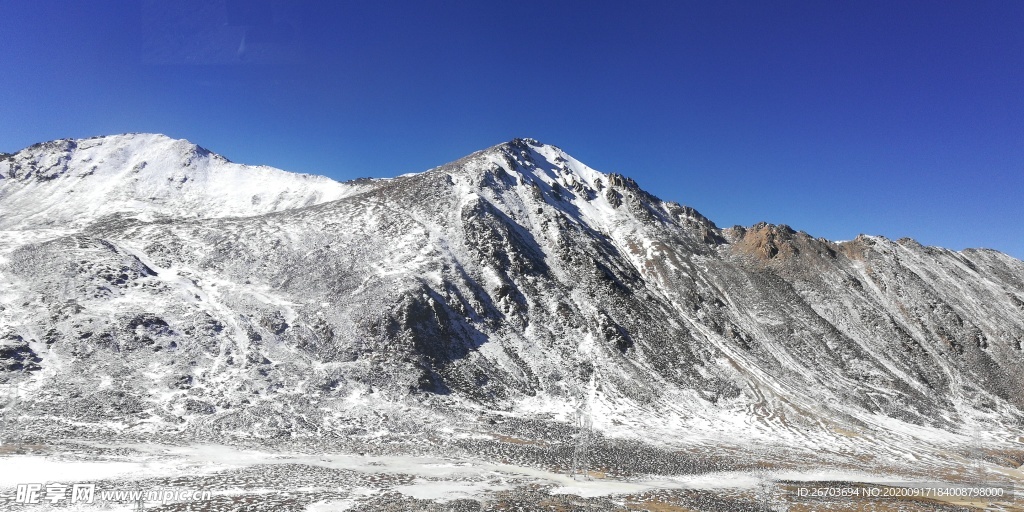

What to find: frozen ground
left=1, top=426, right=1022, bottom=511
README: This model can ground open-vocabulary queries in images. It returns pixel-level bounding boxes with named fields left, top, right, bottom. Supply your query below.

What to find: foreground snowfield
left=1, top=437, right=1020, bottom=510
left=2, top=134, right=1024, bottom=510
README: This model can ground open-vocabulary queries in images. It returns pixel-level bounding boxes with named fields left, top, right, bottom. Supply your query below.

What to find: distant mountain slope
left=1, top=135, right=1023, bottom=480
left=0, top=133, right=376, bottom=230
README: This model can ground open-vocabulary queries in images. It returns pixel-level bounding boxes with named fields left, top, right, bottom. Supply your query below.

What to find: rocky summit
left=1, top=134, right=1023, bottom=510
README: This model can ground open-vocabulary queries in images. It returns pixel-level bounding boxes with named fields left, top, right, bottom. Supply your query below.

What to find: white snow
left=0, top=133, right=374, bottom=231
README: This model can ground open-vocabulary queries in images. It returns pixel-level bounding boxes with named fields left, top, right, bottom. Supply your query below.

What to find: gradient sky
left=2, top=1, right=1022, bottom=258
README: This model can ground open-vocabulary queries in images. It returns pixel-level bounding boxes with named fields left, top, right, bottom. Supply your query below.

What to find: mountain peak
left=2, top=133, right=225, bottom=182
left=0, top=133, right=360, bottom=230
left=485, top=138, right=611, bottom=192
left=401, top=137, right=696, bottom=243
left=493, top=136, right=548, bottom=150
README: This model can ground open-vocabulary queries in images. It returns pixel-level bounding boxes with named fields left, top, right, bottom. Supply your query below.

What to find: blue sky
left=2, top=1, right=1022, bottom=258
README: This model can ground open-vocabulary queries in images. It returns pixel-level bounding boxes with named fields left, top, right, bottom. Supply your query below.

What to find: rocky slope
left=2, top=134, right=1023, bottom=482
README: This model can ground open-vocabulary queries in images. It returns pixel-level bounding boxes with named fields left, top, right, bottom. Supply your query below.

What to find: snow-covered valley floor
left=1, top=435, right=1021, bottom=511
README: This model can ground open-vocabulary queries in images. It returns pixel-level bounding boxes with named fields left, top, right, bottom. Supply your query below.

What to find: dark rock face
left=0, top=134, right=1023, bottom=458
left=0, top=333, right=41, bottom=374
left=3, top=139, right=77, bottom=181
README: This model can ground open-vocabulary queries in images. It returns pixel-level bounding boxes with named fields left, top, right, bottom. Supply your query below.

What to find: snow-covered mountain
left=2, top=134, right=1023, bottom=493
left=0, top=133, right=374, bottom=230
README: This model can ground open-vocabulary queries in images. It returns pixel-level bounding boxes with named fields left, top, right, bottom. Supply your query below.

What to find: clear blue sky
left=2, top=1, right=1022, bottom=258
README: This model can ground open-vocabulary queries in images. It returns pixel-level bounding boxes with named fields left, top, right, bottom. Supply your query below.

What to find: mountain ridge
left=2, top=132, right=1013, bottom=260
